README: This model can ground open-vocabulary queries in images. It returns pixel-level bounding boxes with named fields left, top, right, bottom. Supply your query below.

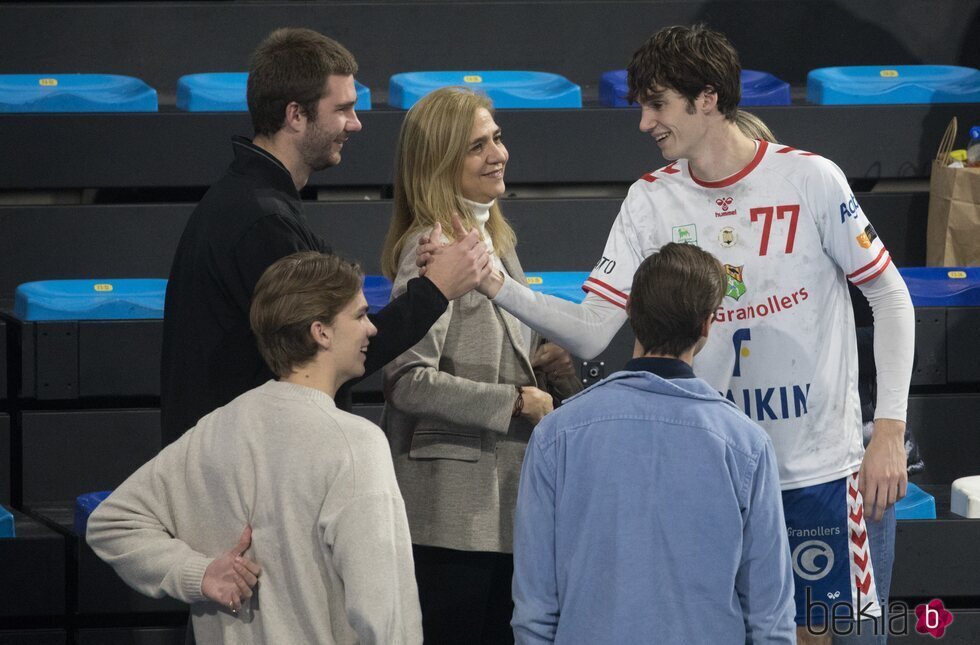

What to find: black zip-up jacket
left=161, top=136, right=448, bottom=445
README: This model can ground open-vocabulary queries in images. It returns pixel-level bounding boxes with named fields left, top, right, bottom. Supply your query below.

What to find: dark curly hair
left=626, top=24, right=741, bottom=120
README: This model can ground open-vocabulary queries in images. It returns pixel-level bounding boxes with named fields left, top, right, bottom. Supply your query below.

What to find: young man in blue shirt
left=511, top=242, right=795, bottom=644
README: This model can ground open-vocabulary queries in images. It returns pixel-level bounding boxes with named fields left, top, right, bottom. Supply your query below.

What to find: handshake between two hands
left=415, top=213, right=503, bottom=300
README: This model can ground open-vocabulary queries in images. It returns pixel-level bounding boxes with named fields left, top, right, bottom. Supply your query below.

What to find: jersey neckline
left=689, top=139, right=768, bottom=189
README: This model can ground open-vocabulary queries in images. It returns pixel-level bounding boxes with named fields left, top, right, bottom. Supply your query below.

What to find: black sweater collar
left=230, top=136, right=299, bottom=198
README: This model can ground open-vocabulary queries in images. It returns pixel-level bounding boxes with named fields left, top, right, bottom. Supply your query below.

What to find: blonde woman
left=381, top=87, right=581, bottom=643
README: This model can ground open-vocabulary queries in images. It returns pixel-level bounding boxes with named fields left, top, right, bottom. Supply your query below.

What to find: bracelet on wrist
left=512, top=385, right=524, bottom=418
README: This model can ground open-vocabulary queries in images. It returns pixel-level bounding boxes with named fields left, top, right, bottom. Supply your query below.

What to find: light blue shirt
left=512, top=361, right=795, bottom=644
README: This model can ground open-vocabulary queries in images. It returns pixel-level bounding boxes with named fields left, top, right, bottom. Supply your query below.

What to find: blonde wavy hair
left=381, top=87, right=516, bottom=279
left=735, top=110, right=776, bottom=143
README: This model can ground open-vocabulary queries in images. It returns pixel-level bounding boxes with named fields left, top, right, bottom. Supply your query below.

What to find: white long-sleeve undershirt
left=492, top=274, right=626, bottom=359
left=853, top=261, right=915, bottom=422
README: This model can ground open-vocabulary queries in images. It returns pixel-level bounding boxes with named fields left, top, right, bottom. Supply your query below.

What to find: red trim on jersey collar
left=689, top=139, right=768, bottom=189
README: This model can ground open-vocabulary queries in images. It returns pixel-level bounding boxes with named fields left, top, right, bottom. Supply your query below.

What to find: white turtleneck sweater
left=461, top=197, right=532, bottom=352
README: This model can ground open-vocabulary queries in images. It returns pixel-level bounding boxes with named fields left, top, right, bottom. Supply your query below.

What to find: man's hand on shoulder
left=418, top=213, right=493, bottom=300
left=201, top=525, right=262, bottom=613
left=859, top=418, right=908, bottom=521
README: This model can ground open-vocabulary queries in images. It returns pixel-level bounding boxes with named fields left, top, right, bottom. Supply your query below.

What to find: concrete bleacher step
left=6, top=279, right=165, bottom=401
left=0, top=630, right=67, bottom=644
left=893, top=484, right=980, bottom=598
left=7, top=316, right=163, bottom=400
left=1, top=317, right=7, bottom=403
left=907, top=395, right=980, bottom=485
left=0, top=508, right=66, bottom=620
left=27, top=503, right=186, bottom=617
left=20, top=408, right=162, bottom=506
left=75, top=627, right=185, bottom=644
left=0, top=413, right=10, bottom=506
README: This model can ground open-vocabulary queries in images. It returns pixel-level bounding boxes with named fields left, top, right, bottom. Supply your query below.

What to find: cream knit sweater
left=87, top=380, right=421, bottom=644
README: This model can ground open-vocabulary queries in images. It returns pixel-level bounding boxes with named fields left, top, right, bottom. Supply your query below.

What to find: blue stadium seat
left=176, top=72, right=372, bottom=111
left=598, top=70, right=630, bottom=107
left=74, top=491, right=112, bottom=536
left=899, top=267, right=980, bottom=307
left=0, top=74, right=157, bottom=112
left=599, top=69, right=790, bottom=107
left=739, top=70, right=791, bottom=106
left=0, top=504, right=14, bottom=538
left=363, top=275, right=393, bottom=314
left=389, top=71, right=582, bottom=109
left=14, top=279, right=167, bottom=321
left=895, top=482, right=937, bottom=520
left=807, top=65, right=980, bottom=105
left=524, top=271, right=590, bottom=303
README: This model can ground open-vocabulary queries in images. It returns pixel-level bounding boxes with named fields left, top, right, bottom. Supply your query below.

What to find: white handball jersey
left=585, top=140, right=893, bottom=490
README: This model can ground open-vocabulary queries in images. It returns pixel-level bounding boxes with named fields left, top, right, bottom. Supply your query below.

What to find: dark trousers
left=412, top=544, right=515, bottom=645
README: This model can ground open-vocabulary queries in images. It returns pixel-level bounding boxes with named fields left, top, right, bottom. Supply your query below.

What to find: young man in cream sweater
left=88, top=251, right=421, bottom=644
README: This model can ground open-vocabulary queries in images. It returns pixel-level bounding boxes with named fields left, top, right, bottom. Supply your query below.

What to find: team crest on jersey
left=672, top=224, right=698, bottom=245
left=714, top=196, right=737, bottom=217
left=856, top=224, right=878, bottom=249
left=718, top=226, right=738, bottom=248
left=724, top=264, right=746, bottom=300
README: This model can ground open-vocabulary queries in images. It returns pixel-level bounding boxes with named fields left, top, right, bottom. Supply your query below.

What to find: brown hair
left=247, top=27, right=358, bottom=136
left=380, top=87, right=516, bottom=279
left=628, top=243, right=725, bottom=357
left=627, top=24, right=741, bottom=120
left=249, top=251, right=362, bottom=378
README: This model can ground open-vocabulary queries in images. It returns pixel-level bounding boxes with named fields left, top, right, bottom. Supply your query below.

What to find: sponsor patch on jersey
left=724, top=264, right=746, bottom=300
left=714, top=196, right=737, bottom=217
left=672, top=224, right=698, bottom=245
left=856, top=224, right=878, bottom=249
left=839, top=194, right=860, bottom=223
left=715, top=287, right=810, bottom=323
left=718, top=226, right=737, bottom=248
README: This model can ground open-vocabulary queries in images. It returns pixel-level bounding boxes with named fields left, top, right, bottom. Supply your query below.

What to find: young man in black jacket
left=162, top=28, right=491, bottom=444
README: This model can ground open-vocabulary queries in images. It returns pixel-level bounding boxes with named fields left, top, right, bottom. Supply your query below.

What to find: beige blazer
left=382, top=229, right=580, bottom=553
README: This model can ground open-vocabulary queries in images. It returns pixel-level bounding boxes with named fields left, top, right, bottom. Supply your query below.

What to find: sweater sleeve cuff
left=410, top=276, right=449, bottom=307
left=179, top=555, right=212, bottom=604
